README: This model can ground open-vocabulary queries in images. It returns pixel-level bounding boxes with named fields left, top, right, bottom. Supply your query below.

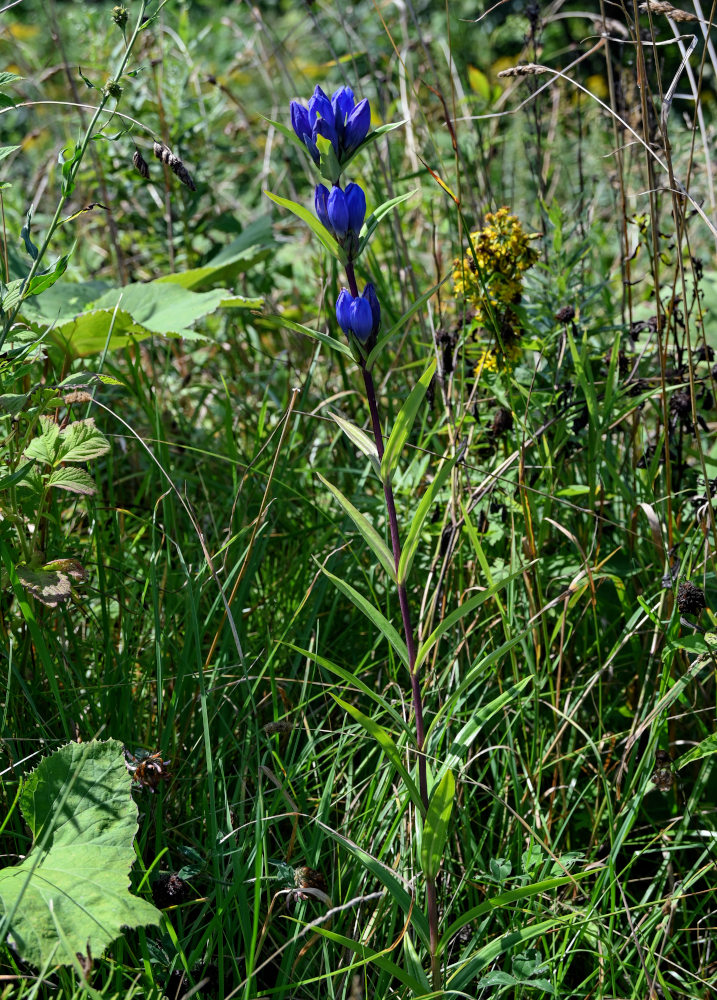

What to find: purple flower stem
left=345, top=260, right=440, bottom=989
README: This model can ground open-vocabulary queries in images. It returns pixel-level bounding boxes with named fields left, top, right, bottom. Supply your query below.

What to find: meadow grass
left=1, top=1, right=717, bottom=998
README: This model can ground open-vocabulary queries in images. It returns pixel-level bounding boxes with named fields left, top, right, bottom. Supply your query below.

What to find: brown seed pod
left=153, top=140, right=196, bottom=191
left=132, top=149, right=150, bottom=179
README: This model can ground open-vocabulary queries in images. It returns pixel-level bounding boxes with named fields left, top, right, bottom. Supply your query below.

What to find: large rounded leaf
left=0, top=739, right=161, bottom=968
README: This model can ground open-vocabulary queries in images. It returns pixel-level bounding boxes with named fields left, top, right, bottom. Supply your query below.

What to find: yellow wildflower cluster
left=453, top=208, right=539, bottom=328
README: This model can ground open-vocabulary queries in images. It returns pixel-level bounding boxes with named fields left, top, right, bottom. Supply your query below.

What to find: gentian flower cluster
left=290, top=86, right=370, bottom=169
left=290, top=85, right=380, bottom=354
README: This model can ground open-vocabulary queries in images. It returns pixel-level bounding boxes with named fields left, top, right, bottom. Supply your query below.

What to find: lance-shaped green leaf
left=329, top=411, right=380, bottom=478
left=321, top=565, right=408, bottom=668
left=380, top=358, right=436, bottom=484
left=357, top=189, right=418, bottom=256
left=264, top=190, right=345, bottom=263
left=0, top=739, right=161, bottom=968
left=259, top=314, right=353, bottom=359
left=397, top=453, right=458, bottom=585
left=675, top=732, right=717, bottom=770
left=415, top=565, right=528, bottom=670
left=332, top=695, right=422, bottom=810
left=317, top=472, right=396, bottom=582
left=366, top=276, right=450, bottom=369
left=420, top=769, right=455, bottom=879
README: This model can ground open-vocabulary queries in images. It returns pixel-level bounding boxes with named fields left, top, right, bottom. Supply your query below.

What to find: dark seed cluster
left=677, top=581, right=706, bottom=616
left=151, top=872, right=193, bottom=909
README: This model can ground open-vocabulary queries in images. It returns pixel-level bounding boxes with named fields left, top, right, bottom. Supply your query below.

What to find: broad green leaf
left=24, top=282, right=231, bottom=357
left=421, top=769, right=455, bottom=879
left=317, top=472, right=396, bottom=582
left=0, top=393, right=28, bottom=416
left=264, top=190, right=345, bottom=262
left=322, top=566, right=408, bottom=668
left=332, top=694, right=422, bottom=809
left=397, top=453, right=457, bottom=585
left=15, top=560, right=85, bottom=607
left=415, top=565, right=528, bottom=670
left=24, top=251, right=73, bottom=298
left=675, top=732, right=717, bottom=770
left=47, top=467, right=96, bottom=495
left=55, top=419, right=110, bottom=463
left=24, top=417, right=61, bottom=465
left=155, top=217, right=272, bottom=290
left=380, top=358, right=436, bottom=483
left=329, top=411, right=380, bottom=478
left=0, top=740, right=161, bottom=967
left=0, top=145, right=20, bottom=163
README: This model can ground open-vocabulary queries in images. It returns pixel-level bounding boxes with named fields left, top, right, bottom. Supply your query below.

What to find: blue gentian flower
left=335, top=285, right=381, bottom=346
left=291, top=85, right=371, bottom=169
left=315, top=184, right=331, bottom=231
left=344, top=183, right=366, bottom=233
left=327, top=186, right=350, bottom=239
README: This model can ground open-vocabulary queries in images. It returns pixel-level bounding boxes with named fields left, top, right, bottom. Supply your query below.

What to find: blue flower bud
left=327, top=186, right=349, bottom=239
left=344, top=183, right=366, bottom=233
left=331, top=86, right=356, bottom=140
left=362, top=283, right=381, bottom=338
left=290, top=101, right=310, bottom=142
left=344, top=99, right=370, bottom=153
left=314, top=184, right=331, bottom=231
left=308, top=86, right=334, bottom=129
left=350, top=295, right=374, bottom=343
left=336, top=289, right=353, bottom=334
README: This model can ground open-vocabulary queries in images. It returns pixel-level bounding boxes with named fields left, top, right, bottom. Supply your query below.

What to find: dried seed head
left=677, top=581, right=706, bottom=615
left=293, top=865, right=328, bottom=898
left=63, top=390, right=92, bottom=405
left=555, top=305, right=575, bottom=323
left=133, top=150, right=150, bottom=179
left=639, top=1, right=698, bottom=20
left=151, top=872, right=192, bottom=909
left=153, top=140, right=196, bottom=191
left=650, top=749, right=674, bottom=791
left=498, top=63, right=551, bottom=78
left=490, top=407, right=513, bottom=436
left=263, top=720, right=294, bottom=736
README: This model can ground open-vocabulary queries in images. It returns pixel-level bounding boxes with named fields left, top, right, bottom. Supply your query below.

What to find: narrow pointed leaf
left=397, top=453, right=457, bottom=585
left=264, top=190, right=345, bottom=262
left=380, top=358, right=436, bottom=484
left=421, top=769, right=455, bottom=879
left=321, top=566, right=408, bottom=668
left=329, top=411, right=380, bottom=478
left=333, top=695, right=422, bottom=809
left=317, top=472, right=396, bottom=582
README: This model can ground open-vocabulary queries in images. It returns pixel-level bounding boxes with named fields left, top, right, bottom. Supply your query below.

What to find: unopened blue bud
left=344, top=183, right=366, bottom=233
left=327, top=186, right=349, bottom=239
left=331, top=86, right=356, bottom=140
left=315, top=184, right=331, bottom=231
left=350, top=296, right=374, bottom=343
left=344, top=99, right=370, bottom=153
left=363, top=283, right=381, bottom=338
left=336, top=289, right=353, bottom=334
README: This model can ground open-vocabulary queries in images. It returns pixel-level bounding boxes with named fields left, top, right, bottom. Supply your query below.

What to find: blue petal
left=290, top=101, right=310, bottom=141
left=343, top=99, right=370, bottom=154
left=314, top=184, right=332, bottom=231
left=344, top=183, right=366, bottom=233
left=327, top=186, right=349, bottom=238
left=363, top=283, right=381, bottom=337
left=350, top=296, right=374, bottom=343
left=336, top=289, right=353, bottom=334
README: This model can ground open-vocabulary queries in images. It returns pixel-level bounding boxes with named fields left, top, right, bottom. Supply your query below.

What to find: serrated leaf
left=317, top=472, right=396, bottom=582
left=15, top=565, right=73, bottom=606
left=332, top=695, right=422, bottom=810
left=0, top=740, right=161, bottom=967
left=47, top=467, right=96, bottom=495
left=381, top=358, right=436, bottom=484
left=55, top=418, right=110, bottom=463
left=0, top=393, right=28, bottom=416
left=264, top=189, right=345, bottom=263
left=420, top=769, right=455, bottom=879
left=24, top=417, right=61, bottom=465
